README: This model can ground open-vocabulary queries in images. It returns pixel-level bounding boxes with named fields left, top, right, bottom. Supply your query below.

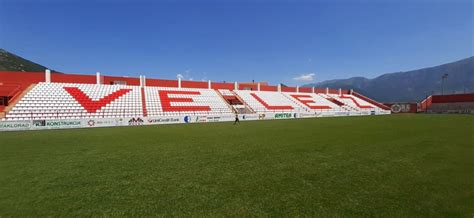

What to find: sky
left=0, top=0, right=472, bottom=86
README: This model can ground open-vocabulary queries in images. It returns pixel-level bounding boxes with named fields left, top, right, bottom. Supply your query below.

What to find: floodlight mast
left=441, top=73, right=448, bottom=95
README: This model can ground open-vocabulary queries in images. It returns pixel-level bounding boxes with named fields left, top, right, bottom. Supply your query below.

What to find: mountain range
left=304, top=57, right=474, bottom=102
left=0, top=49, right=52, bottom=72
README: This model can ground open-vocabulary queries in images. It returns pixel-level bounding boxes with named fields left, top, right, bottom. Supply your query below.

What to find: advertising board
left=0, top=121, right=31, bottom=131
left=32, top=120, right=82, bottom=130
left=0, top=110, right=391, bottom=132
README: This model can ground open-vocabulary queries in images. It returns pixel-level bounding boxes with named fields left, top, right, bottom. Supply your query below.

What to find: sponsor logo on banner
left=33, top=120, right=46, bottom=127
left=87, top=119, right=117, bottom=127
left=147, top=118, right=180, bottom=124
left=88, top=120, right=95, bottom=127
left=206, top=116, right=221, bottom=122
left=128, top=118, right=144, bottom=125
left=195, top=116, right=207, bottom=123
left=0, top=121, right=31, bottom=129
left=299, top=113, right=317, bottom=118
left=100, top=120, right=116, bottom=126
left=184, top=116, right=191, bottom=123
left=274, top=113, right=293, bottom=119
left=30, top=120, right=82, bottom=129
left=391, top=103, right=411, bottom=113
left=258, top=114, right=266, bottom=120
left=45, top=120, right=81, bottom=127
left=242, top=114, right=258, bottom=120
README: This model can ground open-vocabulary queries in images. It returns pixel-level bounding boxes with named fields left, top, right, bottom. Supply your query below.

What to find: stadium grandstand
left=0, top=71, right=390, bottom=131
left=419, top=93, right=474, bottom=114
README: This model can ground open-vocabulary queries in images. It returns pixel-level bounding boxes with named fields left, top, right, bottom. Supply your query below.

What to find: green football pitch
left=0, top=115, right=472, bottom=216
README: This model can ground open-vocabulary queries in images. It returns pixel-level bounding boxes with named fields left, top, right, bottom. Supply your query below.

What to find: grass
left=0, top=114, right=473, bottom=216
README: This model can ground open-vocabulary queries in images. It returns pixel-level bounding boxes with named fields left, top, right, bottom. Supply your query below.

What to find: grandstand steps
left=339, top=95, right=374, bottom=110
left=352, top=92, right=390, bottom=110
left=315, top=93, right=341, bottom=108
left=0, top=96, right=6, bottom=119
left=320, top=94, right=353, bottom=112
left=0, top=106, right=5, bottom=120
left=322, top=94, right=345, bottom=106
left=315, top=93, right=340, bottom=108
left=232, top=91, right=256, bottom=114
left=231, top=105, right=251, bottom=114
left=337, top=100, right=359, bottom=111
left=3, top=84, right=35, bottom=114
left=140, top=87, right=148, bottom=117
left=215, top=90, right=237, bottom=114
left=0, top=83, right=21, bottom=112
left=281, top=93, right=311, bottom=113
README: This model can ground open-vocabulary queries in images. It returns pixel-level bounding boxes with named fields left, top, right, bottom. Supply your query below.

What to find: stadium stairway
left=0, top=106, right=4, bottom=120
left=352, top=91, right=391, bottom=111
left=321, top=94, right=350, bottom=111
left=215, top=89, right=238, bottom=114
left=281, top=92, right=346, bottom=112
left=325, top=94, right=349, bottom=110
left=2, top=84, right=36, bottom=117
left=234, top=90, right=299, bottom=113
left=339, top=94, right=373, bottom=109
left=140, top=87, right=148, bottom=117
left=230, top=90, right=256, bottom=114
left=281, top=93, right=311, bottom=113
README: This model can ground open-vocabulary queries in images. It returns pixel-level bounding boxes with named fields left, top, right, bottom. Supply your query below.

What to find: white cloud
left=177, top=69, right=206, bottom=82
left=177, top=69, right=193, bottom=80
left=293, top=73, right=315, bottom=82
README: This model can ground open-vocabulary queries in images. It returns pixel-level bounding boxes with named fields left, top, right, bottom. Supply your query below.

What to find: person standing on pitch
left=234, top=114, right=240, bottom=125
